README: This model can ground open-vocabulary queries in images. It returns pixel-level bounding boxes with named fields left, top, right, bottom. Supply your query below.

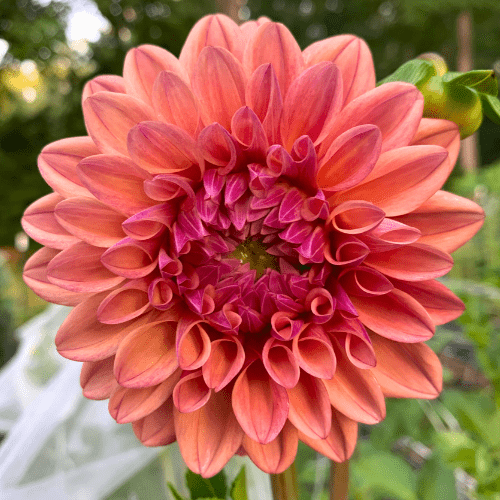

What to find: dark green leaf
left=230, top=467, right=248, bottom=500
left=185, top=469, right=227, bottom=500
left=481, top=94, right=500, bottom=125
left=417, top=456, right=457, bottom=500
left=444, top=70, right=498, bottom=96
left=377, top=59, right=435, bottom=87
left=168, top=483, right=189, bottom=500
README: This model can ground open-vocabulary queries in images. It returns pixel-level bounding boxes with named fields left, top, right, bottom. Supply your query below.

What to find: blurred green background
left=1, top=0, right=500, bottom=499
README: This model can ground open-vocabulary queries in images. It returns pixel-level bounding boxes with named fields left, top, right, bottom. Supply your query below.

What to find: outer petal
left=23, top=247, right=92, bottom=306
left=370, top=335, right=442, bottom=398
left=179, top=14, right=244, bottom=77
left=80, top=356, right=116, bottom=400
left=82, top=75, right=126, bottom=104
left=299, top=410, right=358, bottom=462
left=174, top=389, right=244, bottom=478
left=83, top=91, right=155, bottom=155
left=303, top=34, right=376, bottom=105
left=232, top=359, right=289, bottom=444
left=243, top=22, right=304, bottom=96
left=123, top=45, right=186, bottom=105
left=395, top=190, right=485, bottom=253
left=132, top=398, right=176, bottom=446
left=22, top=193, right=78, bottom=250
left=243, top=420, right=298, bottom=474
left=240, top=17, right=271, bottom=42
left=173, top=370, right=211, bottom=413
left=192, top=47, right=246, bottom=131
left=37, top=137, right=98, bottom=198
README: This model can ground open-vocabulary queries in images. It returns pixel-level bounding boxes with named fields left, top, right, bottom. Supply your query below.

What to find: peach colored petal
left=239, top=17, right=271, bottom=42
left=324, top=233, right=370, bottom=266
left=231, top=106, right=268, bottom=156
left=174, top=389, right=244, bottom=478
left=176, top=314, right=212, bottom=370
left=22, top=193, right=78, bottom=250
left=127, top=121, right=203, bottom=176
left=47, top=242, right=125, bottom=293
left=360, top=218, right=421, bottom=253
left=55, top=293, right=154, bottom=361
left=83, top=91, right=155, bottom=155
left=370, top=335, right=442, bottom=398
left=412, top=118, right=460, bottom=167
left=109, top=369, right=181, bottom=423
left=338, top=267, right=393, bottom=297
left=82, top=75, right=126, bottom=104
left=322, top=349, right=385, bottom=425
left=243, top=22, right=304, bottom=96
left=350, top=288, right=434, bottom=342
left=152, top=71, right=200, bottom=136
left=333, top=145, right=450, bottom=217
left=132, top=398, right=176, bottom=446
left=394, top=190, right=485, bottom=253
left=287, top=371, right=332, bottom=439
left=364, top=242, right=453, bottom=281
left=173, top=370, right=211, bottom=413
left=122, top=203, right=175, bottom=240
left=319, top=82, right=424, bottom=157
left=54, top=197, right=126, bottom=247
left=114, top=314, right=180, bottom=388
left=281, top=62, right=342, bottom=150
left=202, top=337, right=245, bottom=392
left=77, top=154, right=154, bottom=216
left=23, top=247, right=92, bottom=306
left=80, top=356, right=116, bottom=400
left=123, top=45, right=186, bottom=105
left=262, top=337, right=300, bottom=389
left=179, top=14, right=244, bottom=77
left=303, top=34, right=375, bottom=105
left=192, top=46, right=246, bottom=131
left=392, top=279, right=465, bottom=325
left=328, top=200, right=385, bottom=235
left=243, top=420, right=298, bottom=474
left=37, top=136, right=98, bottom=198
left=232, top=359, right=289, bottom=444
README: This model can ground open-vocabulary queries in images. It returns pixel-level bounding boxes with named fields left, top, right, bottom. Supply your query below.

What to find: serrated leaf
left=185, top=469, right=227, bottom=500
left=417, top=456, right=457, bottom=500
left=377, top=59, right=435, bottom=87
left=444, top=70, right=498, bottom=96
left=481, top=94, right=500, bottom=125
left=168, top=483, right=189, bottom=500
left=230, top=467, right=249, bottom=500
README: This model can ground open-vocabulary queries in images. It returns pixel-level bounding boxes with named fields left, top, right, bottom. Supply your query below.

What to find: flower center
left=230, top=238, right=279, bottom=277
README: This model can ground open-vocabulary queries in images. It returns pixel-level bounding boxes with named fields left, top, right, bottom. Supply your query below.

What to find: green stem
left=329, top=460, right=349, bottom=500
left=270, top=463, right=299, bottom=500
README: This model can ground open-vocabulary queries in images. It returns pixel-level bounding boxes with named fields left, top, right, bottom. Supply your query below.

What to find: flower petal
left=132, top=398, right=176, bottom=446
left=176, top=314, right=212, bottom=370
left=82, top=75, right=126, bottom=103
left=328, top=200, right=385, bottom=235
left=173, top=370, right=211, bottom=413
left=80, top=356, right=116, bottom=400
left=370, top=335, right=442, bottom=398
left=262, top=338, right=300, bottom=389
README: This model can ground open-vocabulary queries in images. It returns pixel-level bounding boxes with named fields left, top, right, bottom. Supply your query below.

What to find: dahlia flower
left=22, top=14, right=484, bottom=478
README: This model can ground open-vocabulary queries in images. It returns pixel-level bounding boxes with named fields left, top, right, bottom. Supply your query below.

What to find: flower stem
left=271, top=463, right=299, bottom=500
left=329, top=460, right=349, bottom=500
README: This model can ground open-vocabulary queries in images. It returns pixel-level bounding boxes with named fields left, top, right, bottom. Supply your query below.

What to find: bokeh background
left=1, top=1, right=500, bottom=499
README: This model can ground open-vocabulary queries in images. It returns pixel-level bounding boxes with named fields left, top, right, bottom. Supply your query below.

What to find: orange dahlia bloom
left=22, top=15, right=484, bottom=477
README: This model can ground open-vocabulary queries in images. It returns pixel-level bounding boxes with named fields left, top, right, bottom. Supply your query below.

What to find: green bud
left=417, top=53, right=448, bottom=77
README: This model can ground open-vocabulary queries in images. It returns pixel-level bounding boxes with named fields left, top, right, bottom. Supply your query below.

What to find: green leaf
left=185, top=470, right=227, bottom=500
left=443, top=70, right=498, bottom=96
left=434, top=431, right=478, bottom=468
left=417, top=456, right=457, bottom=500
left=377, top=59, right=435, bottom=87
left=230, top=467, right=249, bottom=500
left=168, top=483, right=189, bottom=500
left=481, top=94, right=500, bottom=125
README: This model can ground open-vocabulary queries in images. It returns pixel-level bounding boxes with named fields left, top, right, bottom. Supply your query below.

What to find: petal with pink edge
left=123, top=44, right=186, bottom=105
left=132, top=398, right=176, bottom=446
left=55, top=197, right=126, bottom=247
left=370, top=334, right=442, bottom=398
left=47, top=242, right=125, bottom=293
left=303, top=34, right=376, bottom=105
left=37, top=137, right=98, bottom=198
left=22, top=193, right=78, bottom=250
left=328, top=200, right=385, bottom=235
left=110, top=370, right=181, bottom=423
left=299, top=409, right=358, bottom=462
left=192, top=47, right=246, bottom=131
left=176, top=314, right=212, bottom=370
left=262, top=337, right=300, bottom=389
left=179, top=14, right=244, bottom=77
left=243, top=420, right=298, bottom=474
left=82, top=75, right=126, bottom=104
left=322, top=349, right=385, bottom=424
left=232, top=359, right=289, bottom=444
left=360, top=218, right=421, bottom=253
left=174, top=389, right=244, bottom=478
left=394, top=190, right=485, bottom=253
left=243, top=22, right=304, bottom=96
left=338, top=267, right=393, bottom=297
left=173, top=370, right=211, bottom=413
left=350, top=289, right=434, bottom=342
left=80, top=356, right=116, bottom=400
left=83, top=91, right=155, bottom=155
left=23, top=247, right=92, bottom=306
left=281, top=62, right=342, bottom=150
